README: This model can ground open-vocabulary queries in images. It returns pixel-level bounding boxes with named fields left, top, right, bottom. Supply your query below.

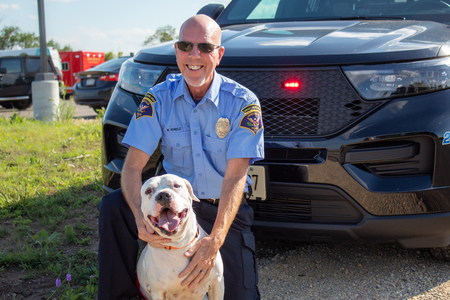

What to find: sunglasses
left=176, top=41, right=221, bottom=53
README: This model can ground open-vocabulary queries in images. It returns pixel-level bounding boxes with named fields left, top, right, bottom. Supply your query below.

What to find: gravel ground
left=256, top=240, right=450, bottom=300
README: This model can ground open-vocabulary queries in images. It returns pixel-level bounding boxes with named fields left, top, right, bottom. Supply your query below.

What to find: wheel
left=429, top=245, right=450, bottom=261
left=12, top=98, right=32, bottom=110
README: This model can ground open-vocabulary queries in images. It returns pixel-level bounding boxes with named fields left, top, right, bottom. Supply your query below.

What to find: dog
left=137, top=174, right=225, bottom=300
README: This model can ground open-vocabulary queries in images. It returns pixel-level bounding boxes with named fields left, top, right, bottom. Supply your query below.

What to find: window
left=248, top=0, right=280, bottom=19
left=26, top=58, right=41, bottom=72
left=0, top=57, right=22, bottom=73
left=25, top=57, right=53, bottom=73
left=62, top=62, right=69, bottom=71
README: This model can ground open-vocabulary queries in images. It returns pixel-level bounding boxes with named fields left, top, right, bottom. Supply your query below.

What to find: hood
left=134, top=20, right=450, bottom=67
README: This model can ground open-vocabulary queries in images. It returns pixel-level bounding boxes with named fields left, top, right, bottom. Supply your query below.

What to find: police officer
left=97, top=14, right=264, bottom=300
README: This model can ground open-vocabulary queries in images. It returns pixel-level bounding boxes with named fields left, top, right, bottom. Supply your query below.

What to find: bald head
left=179, top=14, right=222, bottom=45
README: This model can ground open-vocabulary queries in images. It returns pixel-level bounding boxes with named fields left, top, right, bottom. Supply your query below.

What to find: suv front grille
left=166, top=67, right=381, bottom=137
left=249, top=183, right=363, bottom=224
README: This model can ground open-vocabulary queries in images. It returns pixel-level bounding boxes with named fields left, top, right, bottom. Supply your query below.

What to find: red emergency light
left=282, top=79, right=301, bottom=90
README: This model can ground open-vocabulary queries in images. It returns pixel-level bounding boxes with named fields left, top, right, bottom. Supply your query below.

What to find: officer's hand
left=179, top=235, right=219, bottom=291
left=136, top=215, right=170, bottom=248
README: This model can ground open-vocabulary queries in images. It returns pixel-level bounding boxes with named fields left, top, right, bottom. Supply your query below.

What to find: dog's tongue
left=159, top=210, right=180, bottom=232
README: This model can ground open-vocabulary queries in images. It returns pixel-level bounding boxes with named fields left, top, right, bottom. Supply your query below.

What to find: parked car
left=0, top=51, right=63, bottom=110
left=102, top=0, right=450, bottom=260
left=72, top=56, right=131, bottom=112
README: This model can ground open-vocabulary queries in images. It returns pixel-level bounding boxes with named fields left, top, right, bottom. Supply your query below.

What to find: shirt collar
left=173, top=71, right=221, bottom=108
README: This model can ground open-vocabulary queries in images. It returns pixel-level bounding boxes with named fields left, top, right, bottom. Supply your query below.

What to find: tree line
left=0, top=24, right=177, bottom=60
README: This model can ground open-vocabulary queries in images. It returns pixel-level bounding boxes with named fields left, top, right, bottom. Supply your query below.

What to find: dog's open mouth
left=149, top=208, right=188, bottom=235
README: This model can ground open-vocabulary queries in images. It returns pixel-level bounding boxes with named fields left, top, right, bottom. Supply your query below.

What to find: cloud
left=0, top=3, right=20, bottom=9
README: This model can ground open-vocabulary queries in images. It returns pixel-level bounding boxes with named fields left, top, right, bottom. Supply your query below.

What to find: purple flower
left=56, top=278, right=61, bottom=287
left=66, top=273, right=71, bottom=281
left=90, top=275, right=94, bottom=278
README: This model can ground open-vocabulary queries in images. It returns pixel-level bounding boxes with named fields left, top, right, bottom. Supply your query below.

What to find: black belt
left=201, top=196, right=247, bottom=207
left=201, top=186, right=252, bottom=207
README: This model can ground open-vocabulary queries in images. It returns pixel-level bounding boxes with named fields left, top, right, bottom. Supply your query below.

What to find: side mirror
left=0, top=67, right=6, bottom=74
left=197, top=4, right=225, bottom=20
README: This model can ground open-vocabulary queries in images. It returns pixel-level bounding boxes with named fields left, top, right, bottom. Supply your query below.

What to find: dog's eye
left=145, top=188, right=152, bottom=195
left=174, top=183, right=181, bottom=189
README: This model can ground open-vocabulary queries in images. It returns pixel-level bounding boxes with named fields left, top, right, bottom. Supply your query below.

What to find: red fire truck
left=59, top=51, right=105, bottom=95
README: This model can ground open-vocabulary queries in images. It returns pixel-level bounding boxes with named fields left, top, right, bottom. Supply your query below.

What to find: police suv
left=101, top=0, right=450, bottom=260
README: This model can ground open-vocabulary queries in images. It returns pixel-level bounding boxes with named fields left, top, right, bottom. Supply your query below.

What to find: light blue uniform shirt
left=122, top=71, right=264, bottom=199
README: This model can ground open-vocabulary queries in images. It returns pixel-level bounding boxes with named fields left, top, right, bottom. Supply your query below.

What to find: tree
left=0, top=26, right=21, bottom=49
left=143, top=25, right=177, bottom=46
left=104, top=51, right=115, bottom=61
left=18, top=32, right=39, bottom=48
left=47, top=38, right=72, bottom=51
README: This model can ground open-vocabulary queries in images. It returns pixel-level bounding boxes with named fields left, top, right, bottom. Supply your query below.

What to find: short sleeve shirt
left=122, top=71, right=264, bottom=199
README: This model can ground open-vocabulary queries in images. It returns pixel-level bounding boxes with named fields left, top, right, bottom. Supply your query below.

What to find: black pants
left=97, top=188, right=260, bottom=300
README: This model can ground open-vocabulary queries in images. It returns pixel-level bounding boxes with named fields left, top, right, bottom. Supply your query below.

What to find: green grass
left=0, top=113, right=103, bottom=299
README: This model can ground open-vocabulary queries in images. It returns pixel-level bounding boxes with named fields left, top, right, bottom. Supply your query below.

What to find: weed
left=56, top=98, right=76, bottom=122
left=0, top=226, right=8, bottom=238
left=65, top=225, right=78, bottom=244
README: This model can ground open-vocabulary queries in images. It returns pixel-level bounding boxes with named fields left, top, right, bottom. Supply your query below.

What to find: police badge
left=215, top=117, right=230, bottom=139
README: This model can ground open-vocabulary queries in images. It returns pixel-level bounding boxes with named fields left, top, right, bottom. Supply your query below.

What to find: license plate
left=247, top=165, right=267, bottom=200
left=86, top=78, right=95, bottom=86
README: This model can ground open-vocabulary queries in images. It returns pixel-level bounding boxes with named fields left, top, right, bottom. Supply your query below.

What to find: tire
left=92, top=106, right=105, bottom=114
left=429, top=246, right=450, bottom=261
left=12, top=98, right=32, bottom=110
left=0, top=102, right=14, bottom=109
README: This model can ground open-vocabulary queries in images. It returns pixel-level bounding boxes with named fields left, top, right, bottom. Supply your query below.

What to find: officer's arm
left=180, top=157, right=249, bottom=288
left=122, top=146, right=170, bottom=246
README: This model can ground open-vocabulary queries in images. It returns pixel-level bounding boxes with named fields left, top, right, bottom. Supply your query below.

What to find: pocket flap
left=203, top=135, right=227, bottom=155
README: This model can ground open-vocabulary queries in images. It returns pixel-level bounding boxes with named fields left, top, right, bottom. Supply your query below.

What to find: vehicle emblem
left=86, top=74, right=91, bottom=78
left=216, top=118, right=230, bottom=139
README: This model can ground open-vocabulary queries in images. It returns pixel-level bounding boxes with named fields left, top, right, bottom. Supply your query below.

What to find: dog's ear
left=183, top=179, right=200, bottom=202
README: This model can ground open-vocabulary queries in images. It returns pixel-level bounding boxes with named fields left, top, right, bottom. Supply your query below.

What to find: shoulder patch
left=240, top=106, right=263, bottom=135
left=135, top=92, right=157, bottom=120
left=241, top=104, right=261, bottom=114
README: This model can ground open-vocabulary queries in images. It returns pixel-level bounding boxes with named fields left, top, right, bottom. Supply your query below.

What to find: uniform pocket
left=203, top=135, right=227, bottom=173
left=161, top=131, right=191, bottom=168
left=241, top=231, right=257, bottom=289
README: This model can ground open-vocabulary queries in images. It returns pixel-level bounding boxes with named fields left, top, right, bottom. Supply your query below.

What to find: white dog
left=137, top=174, right=224, bottom=300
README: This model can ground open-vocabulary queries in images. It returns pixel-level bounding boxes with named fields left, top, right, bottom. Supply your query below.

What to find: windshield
left=217, top=0, right=450, bottom=25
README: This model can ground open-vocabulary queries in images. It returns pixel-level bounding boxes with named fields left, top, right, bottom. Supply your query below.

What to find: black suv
left=102, top=0, right=450, bottom=259
left=0, top=55, right=62, bottom=110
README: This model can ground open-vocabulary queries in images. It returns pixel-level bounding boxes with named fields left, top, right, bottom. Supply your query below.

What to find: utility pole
left=33, top=0, right=60, bottom=120
left=36, top=0, right=52, bottom=80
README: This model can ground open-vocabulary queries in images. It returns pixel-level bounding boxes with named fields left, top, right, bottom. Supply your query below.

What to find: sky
left=0, top=0, right=232, bottom=56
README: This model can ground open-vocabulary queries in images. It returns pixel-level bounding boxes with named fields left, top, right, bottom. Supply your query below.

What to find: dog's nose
left=156, top=192, right=172, bottom=204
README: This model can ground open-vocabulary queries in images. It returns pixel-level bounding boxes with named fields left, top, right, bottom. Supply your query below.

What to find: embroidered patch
left=135, top=92, right=157, bottom=120
left=240, top=111, right=263, bottom=135
left=241, top=104, right=261, bottom=115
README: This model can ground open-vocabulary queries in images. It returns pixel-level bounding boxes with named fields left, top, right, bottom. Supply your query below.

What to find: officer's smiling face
left=175, top=15, right=224, bottom=100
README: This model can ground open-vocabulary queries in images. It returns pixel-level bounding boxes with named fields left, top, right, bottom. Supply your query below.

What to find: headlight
left=118, top=58, right=166, bottom=95
left=343, top=57, right=450, bottom=100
